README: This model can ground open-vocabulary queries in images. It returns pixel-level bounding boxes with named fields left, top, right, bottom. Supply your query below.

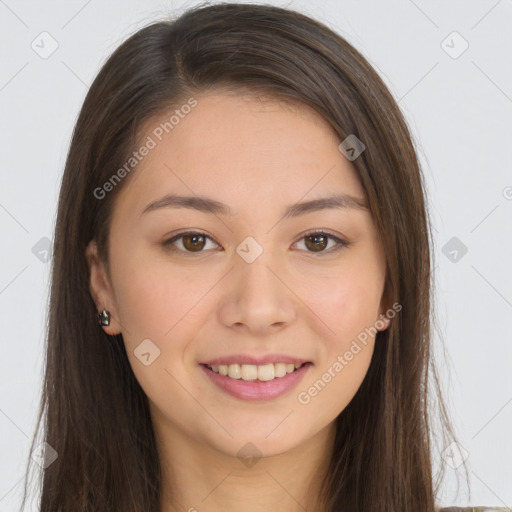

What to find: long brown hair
left=20, top=3, right=462, bottom=511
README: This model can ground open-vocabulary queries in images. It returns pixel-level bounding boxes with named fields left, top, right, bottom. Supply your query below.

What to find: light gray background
left=1, top=0, right=511, bottom=510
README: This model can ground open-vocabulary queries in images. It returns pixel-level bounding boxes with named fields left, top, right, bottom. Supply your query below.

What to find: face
left=86, top=89, right=391, bottom=459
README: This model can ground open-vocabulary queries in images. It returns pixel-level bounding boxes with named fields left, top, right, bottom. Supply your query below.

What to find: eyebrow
left=140, top=193, right=369, bottom=219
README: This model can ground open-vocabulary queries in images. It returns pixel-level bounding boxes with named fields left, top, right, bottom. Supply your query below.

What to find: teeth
left=228, top=364, right=242, bottom=379
left=207, top=362, right=305, bottom=381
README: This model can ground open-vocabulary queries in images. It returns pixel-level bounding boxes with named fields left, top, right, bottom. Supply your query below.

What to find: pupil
left=306, top=234, right=327, bottom=252
left=184, top=234, right=205, bottom=251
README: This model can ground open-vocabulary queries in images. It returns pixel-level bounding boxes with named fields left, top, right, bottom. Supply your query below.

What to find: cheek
left=111, top=257, right=201, bottom=402
left=300, top=269, right=382, bottom=346
left=296, top=277, right=378, bottom=418
left=295, top=269, right=381, bottom=414
left=109, top=249, right=196, bottom=350
left=299, top=343, right=374, bottom=423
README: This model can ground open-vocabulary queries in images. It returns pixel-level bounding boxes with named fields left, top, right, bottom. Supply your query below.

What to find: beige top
left=438, top=507, right=512, bottom=511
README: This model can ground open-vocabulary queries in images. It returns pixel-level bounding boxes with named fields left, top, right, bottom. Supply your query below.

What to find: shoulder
left=437, top=507, right=512, bottom=512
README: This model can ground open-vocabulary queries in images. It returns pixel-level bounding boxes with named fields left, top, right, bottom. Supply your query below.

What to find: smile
left=200, top=362, right=312, bottom=401
left=205, top=362, right=305, bottom=381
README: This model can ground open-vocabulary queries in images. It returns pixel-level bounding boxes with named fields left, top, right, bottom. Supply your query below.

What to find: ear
left=85, top=240, right=123, bottom=335
left=375, top=280, right=392, bottom=332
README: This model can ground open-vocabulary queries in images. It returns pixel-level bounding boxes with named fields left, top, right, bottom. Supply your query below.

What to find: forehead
left=114, top=90, right=366, bottom=219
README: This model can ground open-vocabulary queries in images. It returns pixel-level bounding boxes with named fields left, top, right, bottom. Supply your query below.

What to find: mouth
left=199, top=361, right=313, bottom=401
left=200, top=361, right=312, bottom=382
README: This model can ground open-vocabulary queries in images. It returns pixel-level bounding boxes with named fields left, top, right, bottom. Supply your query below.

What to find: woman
left=19, top=3, right=507, bottom=511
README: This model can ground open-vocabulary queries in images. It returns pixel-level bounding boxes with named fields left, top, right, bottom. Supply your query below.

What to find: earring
left=98, top=309, right=111, bottom=327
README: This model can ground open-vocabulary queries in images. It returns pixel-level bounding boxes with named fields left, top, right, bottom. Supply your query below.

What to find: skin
left=86, top=89, right=391, bottom=512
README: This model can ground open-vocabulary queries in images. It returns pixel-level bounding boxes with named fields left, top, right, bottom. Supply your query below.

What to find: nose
left=217, top=251, right=297, bottom=335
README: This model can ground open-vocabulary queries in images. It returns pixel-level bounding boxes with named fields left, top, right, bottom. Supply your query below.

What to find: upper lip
left=200, top=354, right=311, bottom=366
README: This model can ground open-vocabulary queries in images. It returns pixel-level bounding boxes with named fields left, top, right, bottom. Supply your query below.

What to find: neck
left=156, top=422, right=336, bottom=512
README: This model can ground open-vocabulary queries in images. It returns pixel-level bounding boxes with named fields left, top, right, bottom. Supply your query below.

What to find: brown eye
left=304, top=233, right=329, bottom=252
left=294, top=230, right=349, bottom=254
left=163, top=230, right=349, bottom=256
left=163, top=231, right=220, bottom=254
left=182, top=233, right=206, bottom=251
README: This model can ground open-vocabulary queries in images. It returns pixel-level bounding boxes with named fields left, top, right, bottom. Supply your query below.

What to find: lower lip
left=200, top=363, right=312, bottom=401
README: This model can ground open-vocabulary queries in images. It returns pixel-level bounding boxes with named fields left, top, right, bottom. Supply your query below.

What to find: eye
left=163, top=231, right=221, bottom=254
left=162, top=229, right=350, bottom=255
left=293, top=230, right=350, bottom=254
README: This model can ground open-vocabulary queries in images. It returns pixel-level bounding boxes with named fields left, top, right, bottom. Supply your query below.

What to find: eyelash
left=162, top=229, right=351, bottom=256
